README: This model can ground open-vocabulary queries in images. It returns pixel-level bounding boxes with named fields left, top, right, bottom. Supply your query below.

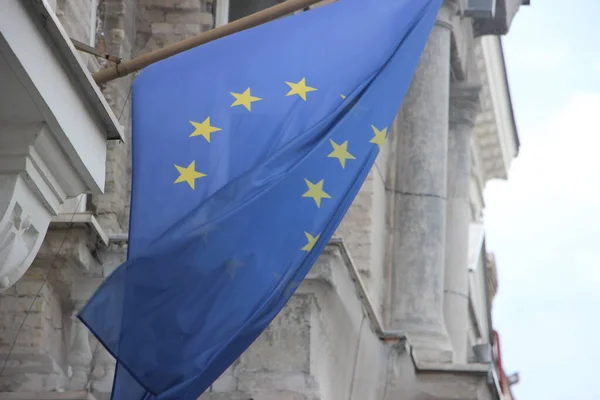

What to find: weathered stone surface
left=0, top=268, right=68, bottom=392
left=383, top=344, right=488, bottom=400
left=238, top=296, right=311, bottom=374
left=335, top=149, right=389, bottom=321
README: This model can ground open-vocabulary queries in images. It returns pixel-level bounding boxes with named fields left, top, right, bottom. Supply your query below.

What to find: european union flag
left=79, top=0, right=442, bottom=398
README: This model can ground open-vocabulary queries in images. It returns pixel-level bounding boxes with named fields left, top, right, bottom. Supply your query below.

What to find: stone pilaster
left=388, top=2, right=456, bottom=362
left=68, top=277, right=112, bottom=399
left=65, top=306, right=93, bottom=391
left=444, top=83, right=481, bottom=363
left=89, top=346, right=116, bottom=400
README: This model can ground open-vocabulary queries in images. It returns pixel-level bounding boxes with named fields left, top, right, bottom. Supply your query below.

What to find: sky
left=485, top=1, right=600, bottom=399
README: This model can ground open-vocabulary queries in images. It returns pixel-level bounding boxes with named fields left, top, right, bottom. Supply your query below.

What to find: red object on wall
left=494, top=330, right=508, bottom=394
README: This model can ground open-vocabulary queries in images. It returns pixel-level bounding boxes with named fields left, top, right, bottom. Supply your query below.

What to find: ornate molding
left=472, top=35, right=519, bottom=182
left=0, top=0, right=122, bottom=290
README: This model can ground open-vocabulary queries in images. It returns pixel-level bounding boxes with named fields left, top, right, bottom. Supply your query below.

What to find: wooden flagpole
left=93, top=0, right=325, bottom=84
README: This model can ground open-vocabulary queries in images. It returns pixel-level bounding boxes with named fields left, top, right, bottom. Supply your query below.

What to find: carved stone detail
left=0, top=122, right=101, bottom=291
left=0, top=202, right=40, bottom=288
left=0, top=144, right=53, bottom=290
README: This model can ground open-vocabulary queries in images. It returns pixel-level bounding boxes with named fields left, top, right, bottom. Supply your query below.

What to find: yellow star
left=327, top=139, right=356, bottom=168
left=302, top=179, right=331, bottom=208
left=230, top=88, right=262, bottom=111
left=174, top=161, right=206, bottom=190
left=340, top=94, right=347, bottom=99
left=301, top=231, right=320, bottom=252
left=189, top=117, right=222, bottom=142
left=370, top=125, right=388, bottom=149
left=286, top=78, right=317, bottom=101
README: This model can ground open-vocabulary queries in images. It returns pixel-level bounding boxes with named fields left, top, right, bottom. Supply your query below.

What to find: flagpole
left=92, top=0, right=326, bottom=84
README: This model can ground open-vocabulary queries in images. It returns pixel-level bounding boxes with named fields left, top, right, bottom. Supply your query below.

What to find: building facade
left=0, top=0, right=525, bottom=399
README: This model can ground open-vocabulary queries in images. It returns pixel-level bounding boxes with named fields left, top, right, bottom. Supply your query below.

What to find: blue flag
left=79, top=0, right=442, bottom=398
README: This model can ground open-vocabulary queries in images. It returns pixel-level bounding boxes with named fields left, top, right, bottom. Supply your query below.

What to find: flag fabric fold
left=78, top=0, right=442, bottom=399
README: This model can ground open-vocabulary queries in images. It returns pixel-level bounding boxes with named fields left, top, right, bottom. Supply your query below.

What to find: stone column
left=389, top=3, right=456, bottom=362
left=444, top=83, right=481, bottom=363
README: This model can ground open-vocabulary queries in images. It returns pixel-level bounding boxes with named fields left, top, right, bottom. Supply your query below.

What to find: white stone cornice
left=0, top=0, right=122, bottom=290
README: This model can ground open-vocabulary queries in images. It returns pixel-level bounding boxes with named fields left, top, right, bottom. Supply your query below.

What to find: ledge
left=318, top=240, right=493, bottom=383
left=50, top=212, right=109, bottom=246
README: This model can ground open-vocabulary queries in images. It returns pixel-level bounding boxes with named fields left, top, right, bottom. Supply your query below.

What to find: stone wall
left=136, top=0, right=215, bottom=56
left=334, top=148, right=391, bottom=321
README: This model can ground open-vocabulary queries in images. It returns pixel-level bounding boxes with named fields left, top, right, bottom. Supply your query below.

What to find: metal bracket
left=70, top=37, right=122, bottom=64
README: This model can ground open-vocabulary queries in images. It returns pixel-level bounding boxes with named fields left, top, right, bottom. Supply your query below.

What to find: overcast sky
left=485, top=1, right=600, bottom=399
